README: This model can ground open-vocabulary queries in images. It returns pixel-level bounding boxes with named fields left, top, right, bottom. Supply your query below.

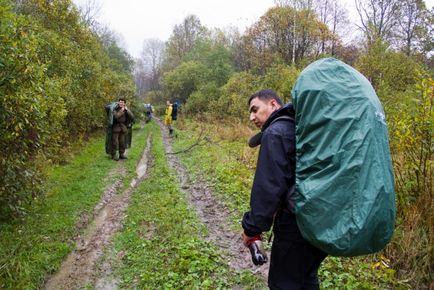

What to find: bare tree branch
left=167, top=129, right=210, bottom=154
left=78, top=0, right=102, bottom=28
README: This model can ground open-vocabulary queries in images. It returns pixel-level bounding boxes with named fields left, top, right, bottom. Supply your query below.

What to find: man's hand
left=241, top=232, right=268, bottom=265
left=241, top=232, right=253, bottom=247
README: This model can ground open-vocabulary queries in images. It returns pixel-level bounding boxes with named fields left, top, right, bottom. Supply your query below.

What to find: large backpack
left=171, top=102, right=178, bottom=120
left=292, top=58, right=396, bottom=256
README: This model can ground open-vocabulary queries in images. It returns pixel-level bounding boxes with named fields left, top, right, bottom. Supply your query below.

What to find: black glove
left=248, top=132, right=262, bottom=148
left=246, top=235, right=268, bottom=265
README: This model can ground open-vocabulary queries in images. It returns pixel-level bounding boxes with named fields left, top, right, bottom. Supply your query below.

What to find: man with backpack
left=105, top=98, right=134, bottom=161
left=242, top=89, right=327, bottom=289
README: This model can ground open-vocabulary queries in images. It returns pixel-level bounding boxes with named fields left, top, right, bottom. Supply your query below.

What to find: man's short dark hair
left=248, top=89, right=283, bottom=106
left=119, top=97, right=126, bottom=102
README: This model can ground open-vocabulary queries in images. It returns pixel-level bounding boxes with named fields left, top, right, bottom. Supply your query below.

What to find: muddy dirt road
left=158, top=121, right=269, bottom=279
left=43, top=121, right=267, bottom=289
left=44, top=136, right=152, bottom=290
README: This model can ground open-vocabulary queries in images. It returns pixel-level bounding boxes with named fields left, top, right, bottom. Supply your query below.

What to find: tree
left=395, top=0, right=432, bottom=56
left=184, top=40, right=234, bottom=87
left=314, top=0, right=349, bottom=55
left=139, top=38, right=165, bottom=92
left=242, top=6, right=332, bottom=70
left=161, top=61, right=207, bottom=103
left=208, top=27, right=247, bottom=72
left=274, top=0, right=315, bottom=64
left=261, top=64, right=300, bottom=102
left=105, top=41, right=134, bottom=73
left=134, top=58, right=149, bottom=96
left=163, top=15, right=207, bottom=69
left=355, top=40, right=419, bottom=92
left=355, top=0, right=400, bottom=45
left=161, top=37, right=234, bottom=107
left=76, top=0, right=102, bottom=28
left=419, top=7, right=434, bottom=59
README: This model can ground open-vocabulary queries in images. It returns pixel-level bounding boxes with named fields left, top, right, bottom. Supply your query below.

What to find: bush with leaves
left=261, top=63, right=300, bottom=102
left=355, top=40, right=419, bottom=93
left=210, top=72, right=261, bottom=122
left=162, top=61, right=207, bottom=103
left=184, top=40, right=234, bottom=87
left=0, top=0, right=136, bottom=217
left=386, top=73, right=433, bottom=288
left=0, top=1, right=67, bottom=216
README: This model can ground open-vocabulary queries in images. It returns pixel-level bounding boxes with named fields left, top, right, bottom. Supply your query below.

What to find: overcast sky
left=72, top=0, right=434, bottom=59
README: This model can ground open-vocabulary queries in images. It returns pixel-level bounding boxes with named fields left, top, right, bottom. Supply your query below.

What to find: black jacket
left=242, top=104, right=296, bottom=237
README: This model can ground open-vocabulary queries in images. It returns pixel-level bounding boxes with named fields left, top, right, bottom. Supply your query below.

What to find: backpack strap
left=270, top=115, right=294, bottom=125
left=248, top=115, right=294, bottom=148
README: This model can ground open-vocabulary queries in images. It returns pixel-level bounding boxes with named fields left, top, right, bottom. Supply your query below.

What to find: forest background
left=0, top=0, right=432, bottom=288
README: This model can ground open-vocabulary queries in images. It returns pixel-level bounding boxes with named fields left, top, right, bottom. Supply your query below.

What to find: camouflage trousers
left=111, top=131, right=126, bottom=156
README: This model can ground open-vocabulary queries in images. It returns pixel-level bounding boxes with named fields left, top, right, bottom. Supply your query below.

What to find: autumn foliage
left=0, top=0, right=136, bottom=216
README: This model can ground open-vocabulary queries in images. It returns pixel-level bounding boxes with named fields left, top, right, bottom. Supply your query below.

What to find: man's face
left=119, top=100, right=126, bottom=108
left=249, top=97, right=279, bottom=128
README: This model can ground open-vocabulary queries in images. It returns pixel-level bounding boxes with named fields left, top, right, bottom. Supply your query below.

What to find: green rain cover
left=292, top=58, right=396, bottom=256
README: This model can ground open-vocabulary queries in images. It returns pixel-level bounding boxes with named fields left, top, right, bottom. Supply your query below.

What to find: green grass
left=171, top=120, right=256, bottom=230
left=114, top=121, right=265, bottom=289
left=0, top=118, right=405, bottom=289
left=0, top=125, right=148, bottom=290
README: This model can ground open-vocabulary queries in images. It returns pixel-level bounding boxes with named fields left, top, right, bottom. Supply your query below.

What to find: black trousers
left=268, top=210, right=327, bottom=290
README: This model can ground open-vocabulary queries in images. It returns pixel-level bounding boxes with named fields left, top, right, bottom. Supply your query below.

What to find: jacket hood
left=262, top=103, right=295, bottom=132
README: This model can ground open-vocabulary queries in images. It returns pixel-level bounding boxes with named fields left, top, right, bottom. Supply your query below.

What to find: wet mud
left=158, top=121, right=269, bottom=281
left=44, top=118, right=267, bottom=290
left=44, top=135, right=152, bottom=290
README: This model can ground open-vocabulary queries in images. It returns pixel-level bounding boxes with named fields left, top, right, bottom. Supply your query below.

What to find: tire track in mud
left=157, top=121, right=269, bottom=282
left=44, top=135, right=152, bottom=290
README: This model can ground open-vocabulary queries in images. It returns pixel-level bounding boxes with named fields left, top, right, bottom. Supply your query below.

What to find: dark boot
left=119, top=153, right=127, bottom=160
left=169, top=128, right=173, bottom=136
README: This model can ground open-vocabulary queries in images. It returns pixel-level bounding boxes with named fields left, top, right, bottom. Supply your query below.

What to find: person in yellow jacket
left=164, top=100, right=173, bottom=135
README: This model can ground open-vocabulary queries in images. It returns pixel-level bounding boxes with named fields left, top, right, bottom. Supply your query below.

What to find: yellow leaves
left=371, top=255, right=391, bottom=269
left=24, top=66, right=33, bottom=74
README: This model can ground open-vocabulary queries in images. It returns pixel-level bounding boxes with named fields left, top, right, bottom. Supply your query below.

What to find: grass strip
left=114, top=121, right=265, bottom=289
left=0, top=125, right=148, bottom=290
left=171, top=120, right=256, bottom=230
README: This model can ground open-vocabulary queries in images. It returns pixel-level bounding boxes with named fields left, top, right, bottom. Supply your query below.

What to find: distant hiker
left=241, top=89, right=326, bottom=289
left=144, top=103, right=153, bottom=123
left=171, top=101, right=179, bottom=121
left=164, top=100, right=173, bottom=136
left=105, top=98, right=134, bottom=161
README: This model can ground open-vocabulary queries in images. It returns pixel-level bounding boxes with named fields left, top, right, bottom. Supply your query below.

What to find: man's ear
left=269, top=99, right=278, bottom=110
